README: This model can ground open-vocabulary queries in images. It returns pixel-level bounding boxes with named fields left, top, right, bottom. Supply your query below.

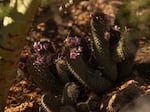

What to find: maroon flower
left=63, top=36, right=83, bottom=59
left=96, top=16, right=99, bottom=20
left=70, top=36, right=81, bottom=47
left=77, top=46, right=82, bottom=53
left=70, top=51, right=78, bottom=59
left=35, top=56, right=43, bottom=65
left=112, top=25, right=120, bottom=31
left=33, top=42, right=43, bottom=51
left=69, top=46, right=82, bottom=59
left=89, top=12, right=94, bottom=18
left=85, top=36, right=91, bottom=43
left=43, top=43, right=49, bottom=50
left=18, top=62, right=25, bottom=70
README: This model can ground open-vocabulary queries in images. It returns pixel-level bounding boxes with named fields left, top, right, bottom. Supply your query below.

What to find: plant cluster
left=18, top=11, right=137, bottom=111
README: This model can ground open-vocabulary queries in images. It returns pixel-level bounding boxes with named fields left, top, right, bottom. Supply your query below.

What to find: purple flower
left=18, top=62, right=25, bottom=70
left=70, top=51, right=78, bottom=59
left=112, top=25, right=120, bottom=31
left=43, top=43, right=49, bottom=50
left=69, top=46, right=82, bottom=59
left=96, top=16, right=99, bottom=20
left=85, top=36, right=91, bottom=43
left=124, top=26, right=130, bottom=31
left=70, top=36, right=81, bottom=47
left=77, top=46, right=82, bottom=52
left=89, top=12, right=94, bottom=18
left=35, top=56, right=43, bottom=64
left=33, top=42, right=43, bottom=51
left=64, top=36, right=81, bottom=47
left=75, top=36, right=81, bottom=44
left=63, top=36, right=82, bottom=59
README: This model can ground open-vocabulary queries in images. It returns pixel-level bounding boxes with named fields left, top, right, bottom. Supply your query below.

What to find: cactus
left=114, top=32, right=137, bottom=79
left=90, top=12, right=118, bottom=82
left=62, top=11, right=138, bottom=94
left=60, top=105, right=77, bottom=112
left=76, top=94, right=99, bottom=112
left=61, top=82, right=79, bottom=105
left=19, top=40, right=66, bottom=95
left=19, top=11, right=139, bottom=111
left=41, top=92, right=61, bottom=112
left=1, top=0, right=146, bottom=111
left=26, top=57, right=64, bottom=94
left=64, top=35, right=112, bottom=94
left=76, top=102, right=89, bottom=112
left=113, top=0, right=149, bottom=78
left=55, top=58, right=70, bottom=84
left=63, top=12, right=120, bottom=94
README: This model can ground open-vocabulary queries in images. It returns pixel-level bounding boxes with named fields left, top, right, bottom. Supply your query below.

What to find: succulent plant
left=61, top=82, right=79, bottom=105
left=55, top=58, right=70, bottom=84
left=90, top=12, right=118, bottom=82
left=19, top=11, right=138, bottom=112
left=41, top=92, right=61, bottom=112
left=19, top=40, right=64, bottom=94
left=113, top=0, right=148, bottom=79
left=63, top=13, right=119, bottom=94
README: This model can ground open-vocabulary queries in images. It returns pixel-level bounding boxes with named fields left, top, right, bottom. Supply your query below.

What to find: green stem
left=115, top=31, right=137, bottom=79
left=66, top=54, right=112, bottom=94
left=27, top=57, right=64, bottom=95
left=90, top=13, right=118, bottom=81
left=55, top=58, right=70, bottom=84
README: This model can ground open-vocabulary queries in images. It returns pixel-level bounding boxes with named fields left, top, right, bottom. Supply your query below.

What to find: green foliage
left=116, top=0, right=150, bottom=39
left=0, top=3, right=11, bottom=20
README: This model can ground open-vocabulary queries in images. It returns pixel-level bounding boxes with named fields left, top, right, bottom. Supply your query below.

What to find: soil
left=4, top=0, right=150, bottom=112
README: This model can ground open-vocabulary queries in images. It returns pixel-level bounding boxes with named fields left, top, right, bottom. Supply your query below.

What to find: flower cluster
left=34, top=53, right=52, bottom=67
left=33, top=41, right=49, bottom=52
left=63, top=36, right=83, bottom=59
left=33, top=42, right=54, bottom=67
left=64, top=36, right=81, bottom=47
left=70, top=46, right=82, bottom=59
left=18, top=41, right=54, bottom=70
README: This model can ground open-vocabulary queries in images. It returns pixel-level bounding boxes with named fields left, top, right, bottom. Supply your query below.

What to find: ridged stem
left=115, top=32, right=137, bottom=79
left=55, top=58, right=70, bottom=84
left=66, top=54, right=112, bottom=94
left=27, top=57, right=63, bottom=95
left=90, top=13, right=117, bottom=81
